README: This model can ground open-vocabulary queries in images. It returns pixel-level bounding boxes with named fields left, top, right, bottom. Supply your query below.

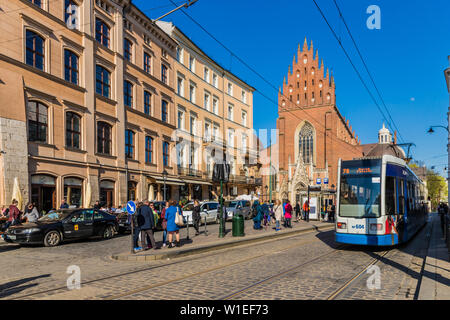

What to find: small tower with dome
left=378, top=123, right=392, bottom=144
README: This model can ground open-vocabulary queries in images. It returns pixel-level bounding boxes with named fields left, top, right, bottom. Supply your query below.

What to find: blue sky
left=135, top=0, right=450, bottom=174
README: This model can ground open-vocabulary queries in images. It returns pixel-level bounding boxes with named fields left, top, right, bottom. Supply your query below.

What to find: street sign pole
left=126, top=200, right=137, bottom=254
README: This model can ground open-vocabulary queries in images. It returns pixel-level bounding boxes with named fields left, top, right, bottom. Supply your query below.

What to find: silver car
left=182, top=201, right=220, bottom=225
left=224, top=200, right=252, bottom=220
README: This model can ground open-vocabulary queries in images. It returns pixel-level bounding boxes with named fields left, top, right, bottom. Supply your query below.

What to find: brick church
left=264, top=38, right=364, bottom=213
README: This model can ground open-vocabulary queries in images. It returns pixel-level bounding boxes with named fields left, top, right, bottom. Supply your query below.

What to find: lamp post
left=265, top=185, right=268, bottom=203
left=162, top=169, right=168, bottom=202
left=427, top=125, right=450, bottom=206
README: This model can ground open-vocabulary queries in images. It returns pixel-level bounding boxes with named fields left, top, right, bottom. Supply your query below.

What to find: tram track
left=6, top=227, right=334, bottom=300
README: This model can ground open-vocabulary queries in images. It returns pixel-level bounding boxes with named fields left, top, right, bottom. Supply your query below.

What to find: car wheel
left=44, top=230, right=61, bottom=247
left=103, top=225, right=115, bottom=239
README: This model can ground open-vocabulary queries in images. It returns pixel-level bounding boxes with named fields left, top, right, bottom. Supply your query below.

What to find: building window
left=124, top=39, right=132, bottom=62
left=144, top=52, right=151, bottom=73
left=299, top=123, right=314, bottom=164
left=212, top=97, right=218, bottom=115
left=212, top=73, right=218, bottom=88
left=241, top=111, right=247, bottom=126
left=241, top=90, right=246, bottom=103
left=124, top=80, right=133, bottom=107
left=227, top=83, right=233, bottom=95
left=145, top=136, right=153, bottom=163
left=228, top=129, right=235, bottom=148
left=204, top=92, right=210, bottom=111
left=96, top=65, right=110, bottom=98
left=125, top=129, right=134, bottom=159
left=228, top=104, right=234, bottom=121
left=212, top=125, right=219, bottom=142
left=28, top=0, right=42, bottom=7
left=176, top=47, right=183, bottom=63
left=177, top=110, right=185, bottom=129
left=66, top=112, right=81, bottom=149
left=97, top=121, right=111, bottom=155
left=128, top=181, right=137, bottom=201
left=177, top=76, right=184, bottom=97
left=64, top=50, right=79, bottom=85
left=95, top=18, right=110, bottom=48
left=190, top=115, right=196, bottom=135
left=163, top=141, right=170, bottom=166
left=161, top=99, right=168, bottom=122
left=189, top=55, right=195, bottom=72
left=144, top=91, right=151, bottom=115
left=204, top=67, right=209, bottom=83
left=189, top=83, right=196, bottom=103
left=26, top=30, right=44, bottom=71
left=161, top=64, right=168, bottom=84
left=65, top=0, right=79, bottom=30
left=204, top=122, right=211, bottom=141
left=27, top=101, right=48, bottom=142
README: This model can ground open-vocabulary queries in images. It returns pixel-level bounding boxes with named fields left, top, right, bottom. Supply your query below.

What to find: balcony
left=177, top=166, right=203, bottom=178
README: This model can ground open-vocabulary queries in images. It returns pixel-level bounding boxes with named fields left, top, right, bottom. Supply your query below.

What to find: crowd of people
left=251, top=199, right=336, bottom=231
left=1, top=199, right=41, bottom=232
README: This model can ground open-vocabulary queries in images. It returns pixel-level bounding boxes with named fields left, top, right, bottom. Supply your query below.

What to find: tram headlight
left=370, top=223, right=383, bottom=231
left=337, top=222, right=346, bottom=229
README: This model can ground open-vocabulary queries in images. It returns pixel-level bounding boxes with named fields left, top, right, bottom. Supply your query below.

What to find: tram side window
left=407, top=182, right=413, bottom=213
left=398, top=179, right=405, bottom=214
left=385, top=176, right=396, bottom=215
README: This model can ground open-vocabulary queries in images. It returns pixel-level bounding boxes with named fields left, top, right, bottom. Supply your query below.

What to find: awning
left=182, top=178, right=212, bottom=186
left=147, top=175, right=185, bottom=186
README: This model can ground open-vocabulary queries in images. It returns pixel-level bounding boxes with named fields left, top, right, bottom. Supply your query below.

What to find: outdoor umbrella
left=84, top=179, right=92, bottom=208
left=11, top=177, right=23, bottom=211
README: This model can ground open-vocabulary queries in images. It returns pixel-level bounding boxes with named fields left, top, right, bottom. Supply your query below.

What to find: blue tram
left=335, top=155, right=428, bottom=246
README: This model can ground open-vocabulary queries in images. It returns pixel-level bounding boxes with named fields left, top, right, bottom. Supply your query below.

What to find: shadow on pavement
left=0, top=274, right=51, bottom=298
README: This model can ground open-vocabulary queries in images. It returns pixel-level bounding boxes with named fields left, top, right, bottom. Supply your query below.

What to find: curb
left=111, top=224, right=335, bottom=262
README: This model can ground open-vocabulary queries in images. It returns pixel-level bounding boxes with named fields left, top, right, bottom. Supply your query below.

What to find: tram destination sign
left=341, top=160, right=381, bottom=175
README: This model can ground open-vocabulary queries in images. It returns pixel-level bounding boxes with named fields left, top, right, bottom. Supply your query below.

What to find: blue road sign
left=324, top=178, right=329, bottom=184
left=126, top=201, right=136, bottom=215
left=316, top=178, right=321, bottom=185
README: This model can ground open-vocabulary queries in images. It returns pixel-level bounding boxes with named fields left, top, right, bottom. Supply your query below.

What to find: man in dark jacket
left=140, top=200, right=158, bottom=250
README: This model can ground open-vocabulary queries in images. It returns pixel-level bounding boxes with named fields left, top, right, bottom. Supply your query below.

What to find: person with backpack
left=132, top=202, right=145, bottom=253
left=140, top=200, right=159, bottom=250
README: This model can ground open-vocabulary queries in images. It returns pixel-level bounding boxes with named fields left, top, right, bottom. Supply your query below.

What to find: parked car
left=182, top=201, right=219, bottom=225
left=224, top=200, right=252, bottom=220
left=3, top=208, right=118, bottom=247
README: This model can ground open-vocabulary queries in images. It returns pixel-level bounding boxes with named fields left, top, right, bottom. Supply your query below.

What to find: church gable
left=279, top=37, right=335, bottom=112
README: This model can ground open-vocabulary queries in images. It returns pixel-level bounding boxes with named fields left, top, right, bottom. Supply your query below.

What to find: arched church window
left=299, top=123, right=314, bottom=164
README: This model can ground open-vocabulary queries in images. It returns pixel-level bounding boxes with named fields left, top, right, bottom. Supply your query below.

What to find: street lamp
left=427, top=125, right=450, bottom=206
left=162, top=169, right=168, bottom=202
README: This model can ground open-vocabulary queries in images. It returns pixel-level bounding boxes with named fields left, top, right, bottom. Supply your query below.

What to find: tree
left=426, top=170, right=448, bottom=210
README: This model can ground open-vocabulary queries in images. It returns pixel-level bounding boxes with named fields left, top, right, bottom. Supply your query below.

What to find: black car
left=3, top=208, right=118, bottom=247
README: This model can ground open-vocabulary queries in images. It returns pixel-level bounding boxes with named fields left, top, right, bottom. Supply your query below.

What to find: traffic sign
left=126, top=201, right=136, bottom=215
left=316, top=178, right=321, bottom=185
left=324, top=178, right=329, bottom=184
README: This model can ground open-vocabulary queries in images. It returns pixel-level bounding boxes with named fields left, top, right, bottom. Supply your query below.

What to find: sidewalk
left=418, top=213, right=450, bottom=300
left=112, top=218, right=335, bottom=261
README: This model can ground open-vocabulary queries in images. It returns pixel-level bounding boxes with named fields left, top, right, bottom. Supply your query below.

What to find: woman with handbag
left=165, top=199, right=182, bottom=248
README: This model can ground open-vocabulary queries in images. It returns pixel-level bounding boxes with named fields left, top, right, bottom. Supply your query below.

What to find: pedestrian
left=165, top=199, right=181, bottom=248
left=140, top=200, right=159, bottom=250
left=284, top=200, right=293, bottom=228
left=23, top=202, right=39, bottom=223
left=274, top=199, right=283, bottom=231
left=252, top=201, right=263, bottom=230
left=262, top=201, right=270, bottom=230
left=192, top=199, right=201, bottom=236
left=330, top=204, right=336, bottom=222
left=4, top=199, right=20, bottom=230
left=60, top=199, right=69, bottom=209
left=160, top=201, right=169, bottom=247
left=295, top=201, right=301, bottom=222
left=93, top=200, right=100, bottom=210
left=132, top=202, right=145, bottom=253
left=303, top=200, right=310, bottom=222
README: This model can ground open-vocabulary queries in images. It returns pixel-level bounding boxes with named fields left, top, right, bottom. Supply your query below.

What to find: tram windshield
left=339, top=160, right=381, bottom=218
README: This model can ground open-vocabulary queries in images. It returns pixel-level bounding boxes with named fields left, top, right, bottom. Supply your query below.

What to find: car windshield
left=225, top=201, right=238, bottom=208
left=38, top=210, right=71, bottom=222
left=183, top=203, right=194, bottom=211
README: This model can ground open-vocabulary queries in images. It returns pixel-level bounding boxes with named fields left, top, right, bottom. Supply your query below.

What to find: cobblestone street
left=1, top=214, right=446, bottom=300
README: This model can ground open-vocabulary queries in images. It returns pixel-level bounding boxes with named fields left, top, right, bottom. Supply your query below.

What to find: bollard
left=204, top=214, right=208, bottom=236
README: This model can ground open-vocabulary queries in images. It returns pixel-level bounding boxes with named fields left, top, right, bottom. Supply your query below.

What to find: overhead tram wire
left=311, top=0, right=402, bottom=145
left=332, top=0, right=405, bottom=144
left=165, top=0, right=364, bottom=157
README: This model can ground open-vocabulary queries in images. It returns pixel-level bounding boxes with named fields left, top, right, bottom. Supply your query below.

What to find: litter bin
left=232, top=214, right=245, bottom=237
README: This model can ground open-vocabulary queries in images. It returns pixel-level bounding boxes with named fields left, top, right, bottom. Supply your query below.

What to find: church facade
left=267, top=39, right=364, bottom=210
